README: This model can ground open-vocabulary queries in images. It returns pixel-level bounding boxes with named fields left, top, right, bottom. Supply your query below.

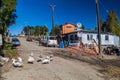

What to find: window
left=96, top=34, right=98, bottom=39
left=87, top=35, right=89, bottom=40
left=90, top=35, right=93, bottom=40
left=49, top=37, right=55, bottom=40
left=66, top=26, right=71, bottom=28
left=70, top=35, right=73, bottom=40
left=75, top=34, right=78, bottom=40
left=105, top=35, right=109, bottom=41
left=70, top=35, right=74, bottom=43
left=87, top=34, right=93, bottom=40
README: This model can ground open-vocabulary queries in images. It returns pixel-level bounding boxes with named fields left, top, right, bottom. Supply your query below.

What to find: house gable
left=61, top=22, right=76, bottom=34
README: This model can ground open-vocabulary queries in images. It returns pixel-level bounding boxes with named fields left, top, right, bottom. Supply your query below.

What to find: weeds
left=0, top=43, right=18, bottom=58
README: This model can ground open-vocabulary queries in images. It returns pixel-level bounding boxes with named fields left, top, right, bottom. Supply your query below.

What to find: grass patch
left=3, top=43, right=12, bottom=50
left=100, top=66, right=120, bottom=80
left=105, top=66, right=120, bottom=76
left=0, top=43, right=18, bottom=58
left=0, top=43, right=18, bottom=73
left=3, top=49, right=18, bottom=58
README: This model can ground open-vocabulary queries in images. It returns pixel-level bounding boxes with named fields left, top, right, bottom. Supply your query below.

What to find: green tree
left=0, top=0, right=17, bottom=48
left=23, top=26, right=30, bottom=35
left=28, top=26, right=34, bottom=36
left=34, top=26, right=41, bottom=36
left=98, top=18, right=109, bottom=32
left=50, top=25, right=61, bottom=36
left=0, top=0, right=17, bottom=33
left=106, top=10, right=120, bottom=35
left=30, top=29, right=35, bottom=36
left=34, top=25, right=48, bottom=36
left=23, top=26, right=35, bottom=35
left=81, top=24, right=85, bottom=30
left=41, top=26, right=48, bottom=35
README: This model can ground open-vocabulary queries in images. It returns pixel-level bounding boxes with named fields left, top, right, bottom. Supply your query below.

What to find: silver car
left=11, top=38, right=21, bottom=47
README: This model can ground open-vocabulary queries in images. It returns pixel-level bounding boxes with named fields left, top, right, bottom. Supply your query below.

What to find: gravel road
left=2, top=38, right=105, bottom=80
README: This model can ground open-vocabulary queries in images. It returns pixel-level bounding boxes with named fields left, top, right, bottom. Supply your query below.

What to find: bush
left=3, top=49, right=18, bottom=58
left=3, top=43, right=12, bottom=50
left=0, top=43, right=18, bottom=58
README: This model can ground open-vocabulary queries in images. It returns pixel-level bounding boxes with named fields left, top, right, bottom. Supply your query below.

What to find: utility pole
left=95, top=0, right=101, bottom=55
left=25, top=22, right=29, bottom=36
left=49, top=4, right=56, bottom=36
left=27, top=26, right=29, bottom=36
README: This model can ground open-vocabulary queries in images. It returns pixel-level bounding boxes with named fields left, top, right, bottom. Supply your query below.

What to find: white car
left=46, top=36, right=58, bottom=47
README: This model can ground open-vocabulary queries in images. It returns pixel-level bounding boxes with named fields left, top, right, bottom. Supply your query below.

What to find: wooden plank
left=92, top=39, right=99, bottom=54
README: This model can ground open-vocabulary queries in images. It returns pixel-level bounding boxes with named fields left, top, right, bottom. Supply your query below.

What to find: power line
left=99, top=0, right=109, bottom=13
left=54, top=10, right=59, bottom=25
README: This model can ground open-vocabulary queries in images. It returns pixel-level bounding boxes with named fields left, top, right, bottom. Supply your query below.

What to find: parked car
left=11, top=38, right=21, bottom=47
left=45, top=36, right=58, bottom=47
left=26, top=37, right=33, bottom=41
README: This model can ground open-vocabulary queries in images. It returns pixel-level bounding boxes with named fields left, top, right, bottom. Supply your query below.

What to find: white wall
left=114, top=35, right=119, bottom=46
left=82, top=33, right=119, bottom=46
left=82, top=33, right=97, bottom=45
left=101, top=34, right=114, bottom=45
left=68, top=32, right=119, bottom=46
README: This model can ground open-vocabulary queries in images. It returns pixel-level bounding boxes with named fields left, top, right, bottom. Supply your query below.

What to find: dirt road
left=2, top=38, right=104, bottom=80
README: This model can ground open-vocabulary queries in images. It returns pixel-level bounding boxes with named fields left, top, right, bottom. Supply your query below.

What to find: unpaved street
left=2, top=38, right=104, bottom=80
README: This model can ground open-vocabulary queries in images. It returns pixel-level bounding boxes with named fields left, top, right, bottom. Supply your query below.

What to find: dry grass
left=1, top=62, right=12, bottom=73
left=102, top=66, right=120, bottom=80
left=3, top=49, right=18, bottom=58
left=1, top=49, right=19, bottom=74
left=48, top=48, right=120, bottom=80
left=106, top=66, right=120, bottom=76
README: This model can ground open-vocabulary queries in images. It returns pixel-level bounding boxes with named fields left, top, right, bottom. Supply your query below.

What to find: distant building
left=19, top=34, right=25, bottom=38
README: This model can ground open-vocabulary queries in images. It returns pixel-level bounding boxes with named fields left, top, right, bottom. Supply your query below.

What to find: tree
left=106, top=10, right=120, bottom=35
left=23, top=25, right=49, bottom=36
left=34, top=26, right=41, bottom=36
left=28, top=26, right=34, bottom=36
left=50, top=25, right=61, bottom=36
left=0, top=0, right=17, bottom=48
left=98, top=10, right=120, bottom=36
left=0, top=0, right=17, bottom=33
left=98, top=18, right=107, bottom=32
left=23, top=26, right=30, bottom=35
left=41, top=26, right=48, bottom=35
left=30, top=28, right=35, bottom=36
left=81, top=24, right=85, bottom=30
left=23, top=26, right=35, bottom=35
left=34, top=25, right=48, bottom=36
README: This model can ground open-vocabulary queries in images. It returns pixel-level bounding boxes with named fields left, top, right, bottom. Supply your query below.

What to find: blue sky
left=9, top=0, right=120, bottom=35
